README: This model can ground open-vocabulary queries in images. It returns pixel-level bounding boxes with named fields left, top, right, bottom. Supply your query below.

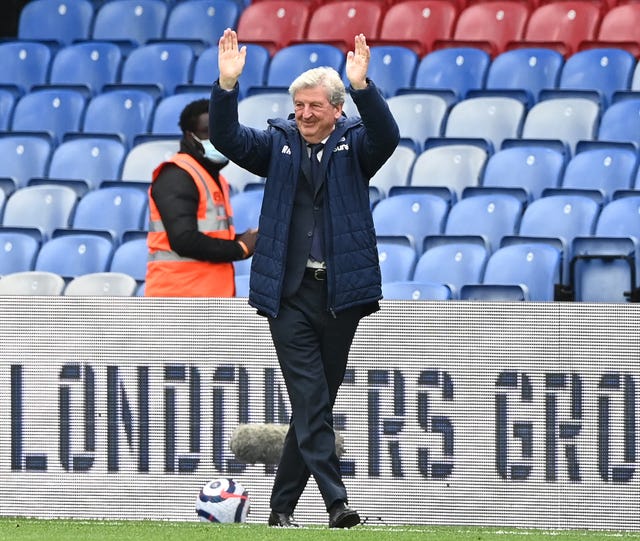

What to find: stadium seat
left=47, top=136, right=127, bottom=191
left=579, top=4, right=640, bottom=55
left=2, top=185, right=78, bottom=240
left=192, top=44, right=270, bottom=97
left=221, top=161, right=264, bottom=193
left=71, top=185, right=148, bottom=242
left=48, top=41, right=123, bottom=96
left=435, top=0, right=531, bottom=57
left=11, top=87, right=87, bottom=145
left=370, top=145, right=416, bottom=197
left=164, top=0, right=240, bottom=49
left=64, top=271, right=137, bottom=296
left=372, top=0, right=458, bottom=56
left=237, top=92, right=292, bottom=130
left=355, top=45, right=419, bottom=98
left=459, top=283, right=528, bottom=301
left=234, top=273, right=250, bottom=297
left=377, top=239, right=417, bottom=283
left=485, top=48, right=564, bottom=104
left=236, top=0, right=312, bottom=53
left=151, top=92, right=211, bottom=135
left=381, top=280, right=452, bottom=301
left=82, top=89, right=157, bottom=148
left=444, top=96, right=525, bottom=150
left=409, top=140, right=490, bottom=201
left=267, top=43, right=345, bottom=88
left=414, top=47, right=491, bottom=100
left=91, top=0, right=169, bottom=48
left=520, top=96, right=600, bottom=155
left=558, top=48, right=635, bottom=107
left=597, top=98, right=640, bottom=147
left=373, top=192, right=449, bottom=250
left=0, top=270, right=65, bottom=295
left=478, top=145, right=566, bottom=202
left=120, top=138, right=179, bottom=182
left=386, top=93, right=448, bottom=152
left=17, top=0, right=95, bottom=46
left=230, top=189, right=264, bottom=233
left=0, top=88, right=16, bottom=132
left=413, top=240, right=489, bottom=298
left=35, top=231, right=114, bottom=279
left=0, top=230, right=41, bottom=275
left=444, top=193, right=523, bottom=252
left=0, top=41, right=52, bottom=93
left=467, top=242, right=562, bottom=301
left=0, top=133, right=53, bottom=190
left=109, top=237, right=148, bottom=282
left=119, top=43, right=195, bottom=96
left=508, top=1, right=602, bottom=56
left=305, top=1, right=385, bottom=52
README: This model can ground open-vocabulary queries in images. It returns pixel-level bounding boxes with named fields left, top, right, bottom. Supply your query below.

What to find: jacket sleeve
left=209, top=81, right=274, bottom=178
left=349, top=79, right=401, bottom=178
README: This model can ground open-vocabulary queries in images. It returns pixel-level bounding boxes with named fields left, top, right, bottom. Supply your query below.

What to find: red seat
left=305, top=1, right=385, bottom=52
left=435, top=0, right=531, bottom=57
left=371, top=0, right=458, bottom=56
left=508, top=1, right=602, bottom=57
left=579, top=4, right=640, bottom=55
left=236, top=1, right=312, bottom=54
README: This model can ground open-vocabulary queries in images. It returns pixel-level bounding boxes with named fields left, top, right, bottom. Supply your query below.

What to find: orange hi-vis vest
left=145, top=154, right=237, bottom=297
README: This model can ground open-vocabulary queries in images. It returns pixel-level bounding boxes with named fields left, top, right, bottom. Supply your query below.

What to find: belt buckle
left=313, top=268, right=326, bottom=280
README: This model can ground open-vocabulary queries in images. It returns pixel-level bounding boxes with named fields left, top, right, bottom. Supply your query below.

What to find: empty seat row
left=0, top=270, right=142, bottom=296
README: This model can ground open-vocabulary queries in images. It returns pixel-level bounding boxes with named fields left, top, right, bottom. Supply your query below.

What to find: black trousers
left=267, top=272, right=362, bottom=513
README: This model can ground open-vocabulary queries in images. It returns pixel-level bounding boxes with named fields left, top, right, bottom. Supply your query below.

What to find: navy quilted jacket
left=210, top=80, right=399, bottom=317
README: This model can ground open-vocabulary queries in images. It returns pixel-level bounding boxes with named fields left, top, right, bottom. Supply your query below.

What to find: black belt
left=304, top=267, right=326, bottom=281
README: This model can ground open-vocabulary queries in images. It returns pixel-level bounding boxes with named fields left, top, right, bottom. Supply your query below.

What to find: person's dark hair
left=179, top=98, right=209, bottom=133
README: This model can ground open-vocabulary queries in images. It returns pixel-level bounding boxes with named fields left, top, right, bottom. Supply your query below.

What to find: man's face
left=293, top=86, right=343, bottom=144
left=192, top=112, right=209, bottom=141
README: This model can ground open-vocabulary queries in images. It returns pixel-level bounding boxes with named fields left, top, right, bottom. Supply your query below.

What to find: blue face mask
left=193, top=135, right=229, bottom=165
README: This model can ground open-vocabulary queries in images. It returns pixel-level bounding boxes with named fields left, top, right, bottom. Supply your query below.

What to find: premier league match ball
left=195, top=478, right=250, bottom=523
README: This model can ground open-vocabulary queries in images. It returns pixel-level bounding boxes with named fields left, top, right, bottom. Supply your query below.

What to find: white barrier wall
left=1, top=297, right=639, bottom=528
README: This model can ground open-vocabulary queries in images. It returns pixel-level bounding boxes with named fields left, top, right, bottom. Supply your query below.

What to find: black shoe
left=328, top=501, right=360, bottom=529
left=268, top=511, right=299, bottom=527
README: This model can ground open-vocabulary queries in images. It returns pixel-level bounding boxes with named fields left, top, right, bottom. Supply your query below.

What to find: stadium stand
left=64, top=271, right=137, bottom=296
left=0, top=270, right=65, bottom=295
left=0, top=41, right=52, bottom=94
left=369, top=144, right=416, bottom=197
left=0, top=229, right=40, bottom=275
left=385, top=93, right=448, bottom=152
left=17, top=0, right=95, bottom=47
left=381, top=280, right=452, bottom=301
left=0, top=132, right=53, bottom=191
left=377, top=238, right=417, bottom=283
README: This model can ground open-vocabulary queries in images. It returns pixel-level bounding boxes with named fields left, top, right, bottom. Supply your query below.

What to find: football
left=195, top=478, right=250, bottom=523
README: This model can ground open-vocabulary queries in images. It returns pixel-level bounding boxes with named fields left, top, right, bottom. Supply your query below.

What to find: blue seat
left=0, top=88, right=16, bottom=131
left=151, top=92, right=210, bottom=135
left=2, top=185, right=78, bottom=240
left=0, top=41, right=52, bottom=93
left=470, top=242, right=562, bottom=301
left=413, top=240, right=489, bottom=298
left=11, top=88, right=87, bottom=144
left=352, top=45, right=418, bottom=98
left=109, top=237, right=148, bottom=282
left=382, top=280, right=451, bottom=301
left=234, top=273, right=250, bottom=297
left=48, top=136, right=127, bottom=191
left=486, top=48, right=564, bottom=103
left=0, top=270, right=65, bottom=295
left=559, top=48, right=635, bottom=107
left=83, top=89, right=157, bottom=148
left=49, top=41, right=123, bottom=95
left=413, top=47, right=491, bottom=100
left=35, top=231, right=114, bottom=279
left=0, top=133, right=53, bottom=190
left=479, top=145, right=566, bottom=202
left=459, top=283, right=528, bottom=301
left=237, top=92, right=292, bottom=130
left=192, top=44, right=270, bottom=97
left=0, top=230, right=40, bottom=274
left=377, top=239, right=417, bottom=283
left=444, top=96, right=525, bottom=150
left=597, top=98, right=640, bottom=147
left=71, top=185, right=148, bottom=242
left=386, top=93, right=448, bottom=152
left=267, top=43, right=345, bottom=87
left=164, top=0, right=240, bottom=47
left=230, top=189, right=263, bottom=233
left=17, top=0, right=95, bottom=46
left=372, top=192, right=449, bottom=251
left=369, top=145, right=416, bottom=197
left=119, top=43, right=195, bottom=96
left=91, top=0, right=169, bottom=48
left=444, top=193, right=523, bottom=252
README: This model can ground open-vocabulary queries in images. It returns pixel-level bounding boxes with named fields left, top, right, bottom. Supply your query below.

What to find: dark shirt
left=149, top=139, right=245, bottom=263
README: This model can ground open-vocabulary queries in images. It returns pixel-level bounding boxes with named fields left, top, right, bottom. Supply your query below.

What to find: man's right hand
left=236, top=228, right=258, bottom=258
left=218, top=28, right=246, bottom=91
